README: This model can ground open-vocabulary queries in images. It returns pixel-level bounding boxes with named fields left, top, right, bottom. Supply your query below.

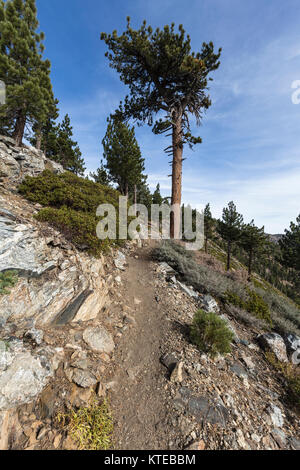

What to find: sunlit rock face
left=0, top=134, right=64, bottom=187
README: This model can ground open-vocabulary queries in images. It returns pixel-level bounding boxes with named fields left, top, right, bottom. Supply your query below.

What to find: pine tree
left=54, top=114, right=86, bottom=176
left=0, top=0, right=54, bottom=145
left=217, top=201, right=243, bottom=271
left=239, top=220, right=268, bottom=280
left=204, top=203, right=214, bottom=253
left=90, top=160, right=111, bottom=186
left=136, top=181, right=152, bottom=209
left=31, top=96, right=59, bottom=151
left=152, top=183, right=163, bottom=205
left=102, top=117, right=146, bottom=197
left=101, top=19, right=221, bottom=238
left=279, top=214, right=300, bottom=271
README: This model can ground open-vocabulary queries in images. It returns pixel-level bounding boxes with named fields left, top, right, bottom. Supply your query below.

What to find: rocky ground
left=103, top=245, right=300, bottom=451
left=1, top=237, right=300, bottom=450
left=0, top=134, right=299, bottom=451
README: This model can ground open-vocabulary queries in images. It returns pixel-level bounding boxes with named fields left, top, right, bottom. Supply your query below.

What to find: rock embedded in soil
left=202, top=295, right=220, bottom=314
left=72, top=368, right=98, bottom=388
left=160, top=353, right=178, bottom=372
left=114, top=251, right=126, bottom=270
left=170, top=362, right=184, bottom=383
left=83, top=326, right=114, bottom=354
left=283, top=333, right=300, bottom=359
left=267, top=404, right=284, bottom=428
left=257, top=333, right=288, bottom=363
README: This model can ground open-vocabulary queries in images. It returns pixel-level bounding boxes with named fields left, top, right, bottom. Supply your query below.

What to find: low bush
left=153, top=241, right=238, bottom=297
left=153, top=241, right=300, bottom=335
left=255, top=287, right=300, bottom=334
left=19, top=170, right=120, bottom=212
left=0, top=271, right=18, bottom=295
left=224, top=288, right=272, bottom=326
left=226, top=305, right=270, bottom=331
left=19, top=171, right=124, bottom=256
left=190, top=309, right=234, bottom=357
left=265, top=352, right=300, bottom=414
left=36, top=206, right=112, bottom=256
left=57, top=397, right=113, bottom=450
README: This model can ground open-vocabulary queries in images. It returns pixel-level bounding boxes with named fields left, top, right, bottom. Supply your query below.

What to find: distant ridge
left=268, top=234, right=283, bottom=243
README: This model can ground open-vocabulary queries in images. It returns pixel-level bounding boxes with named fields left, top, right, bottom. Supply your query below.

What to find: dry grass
left=56, top=396, right=113, bottom=450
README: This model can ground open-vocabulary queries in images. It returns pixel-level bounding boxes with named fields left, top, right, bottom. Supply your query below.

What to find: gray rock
left=72, top=369, right=97, bottom=388
left=0, top=152, right=20, bottom=179
left=188, top=395, right=229, bottom=427
left=0, top=135, right=16, bottom=146
left=283, top=333, right=300, bottom=358
left=177, top=281, right=199, bottom=299
left=0, top=213, right=57, bottom=276
left=178, top=387, right=229, bottom=428
left=114, top=251, right=126, bottom=270
left=230, top=362, right=248, bottom=379
left=267, top=404, right=284, bottom=428
left=257, top=333, right=288, bottom=363
left=288, top=436, right=300, bottom=450
left=24, top=328, right=44, bottom=346
left=271, top=428, right=287, bottom=448
left=202, top=295, right=219, bottom=314
left=0, top=347, right=53, bottom=410
left=160, top=353, right=178, bottom=372
left=0, top=136, right=64, bottom=186
left=83, top=326, right=114, bottom=354
left=157, top=262, right=176, bottom=275
left=71, top=357, right=89, bottom=370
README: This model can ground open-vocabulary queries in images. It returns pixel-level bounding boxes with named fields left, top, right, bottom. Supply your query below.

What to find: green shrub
left=224, top=290, right=245, bottom=309
left=227, top=305, right=270, bottom=331
left=0, top=271, right=18, bottom=295
left=36, top=206, right=112, bottom=256
left=255, top=287, right=300, bottom=333
left=190, top=309, right=234, bottom=357
left=57, top=397, right=113, bottom=450
left=19, top=170, right=121, bottom=212
left=153, top=241, right=299, bottom=334
left=19, top=171, right=124, bottom=256
left=224, top=288, right=272, bottom=326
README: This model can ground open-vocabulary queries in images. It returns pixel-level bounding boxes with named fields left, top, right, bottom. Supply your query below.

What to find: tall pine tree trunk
left=170, top=113, right=183, bottom=239
left=36, top=128, right=42, bottom=150
left=13, top=110, right=26, bottom=147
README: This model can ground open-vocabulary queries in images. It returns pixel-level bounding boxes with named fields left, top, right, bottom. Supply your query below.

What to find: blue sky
left=35, top=0, right=300, bottom=233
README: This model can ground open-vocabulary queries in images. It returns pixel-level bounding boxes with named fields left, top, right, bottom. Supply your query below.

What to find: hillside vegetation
left=153, top=241, right=300, bottom=336
left=19, top=170, right=123, bottom=256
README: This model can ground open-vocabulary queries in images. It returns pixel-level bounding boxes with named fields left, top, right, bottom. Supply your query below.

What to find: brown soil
left=104, top=244, right=176, bottom=450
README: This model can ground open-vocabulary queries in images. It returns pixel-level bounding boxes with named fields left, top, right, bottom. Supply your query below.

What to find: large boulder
left=0, top=211, right=57, bottom=276
left=257, top=333, right=288, bottom=363
left=0, top=135, right=64, bottom=187
left=0, top=340, right=53, bottom=411
left=283, top=333, right=300, bottom=360
left=0, top=198, right=111, bottom=327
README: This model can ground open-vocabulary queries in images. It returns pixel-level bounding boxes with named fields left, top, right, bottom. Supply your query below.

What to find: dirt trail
left=106, top=244, right=174, bottom=450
